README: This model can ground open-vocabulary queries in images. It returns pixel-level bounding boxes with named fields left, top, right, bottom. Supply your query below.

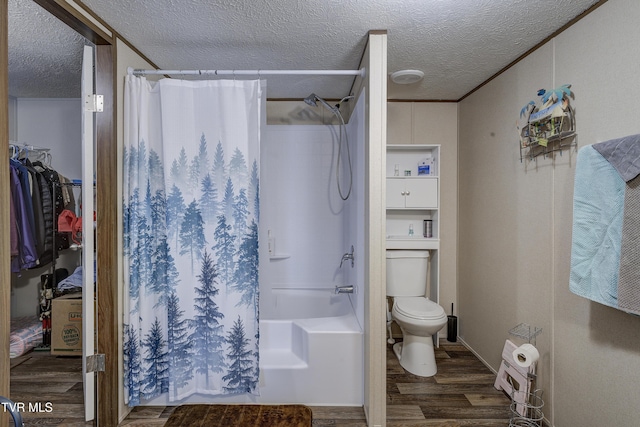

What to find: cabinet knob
left=401, top=191, right=406, bottom=196
left=406, top=191, right=410, bottom=195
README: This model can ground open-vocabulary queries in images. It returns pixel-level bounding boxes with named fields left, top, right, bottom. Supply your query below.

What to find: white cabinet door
left=386, top=178, right=407, bottom=208
left=386, top=178, right=438, bottom=209
left=405, top=178, right=438, bottom=208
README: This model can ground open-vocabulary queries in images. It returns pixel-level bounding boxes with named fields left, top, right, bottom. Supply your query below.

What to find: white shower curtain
left=123, top=76, right=261, bottom=405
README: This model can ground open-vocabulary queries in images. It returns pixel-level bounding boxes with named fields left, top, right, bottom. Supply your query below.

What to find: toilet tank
left=386, top=250, right=429, bottom=296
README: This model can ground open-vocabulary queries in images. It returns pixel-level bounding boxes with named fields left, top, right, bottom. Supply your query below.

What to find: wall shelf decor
left=518, top=84, right=576, bottom=162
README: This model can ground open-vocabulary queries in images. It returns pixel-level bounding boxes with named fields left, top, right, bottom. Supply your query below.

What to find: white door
left=404, top=178, right=438, bottom=209
left=386, top=178, right=407, bottom=208
left=81, top=44, right=96, bottom=422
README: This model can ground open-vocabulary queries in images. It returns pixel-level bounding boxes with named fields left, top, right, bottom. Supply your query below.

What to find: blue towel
left=569, top=145, right=625, bottom=309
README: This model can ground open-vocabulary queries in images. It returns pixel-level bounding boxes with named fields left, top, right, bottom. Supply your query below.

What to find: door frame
left=1, top=1, right=117, bottom=425
left=0, top=3, right=10, bottom=424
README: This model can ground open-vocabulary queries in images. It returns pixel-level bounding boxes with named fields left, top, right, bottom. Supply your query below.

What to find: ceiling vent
left=390, top=69, right=424, bottom=85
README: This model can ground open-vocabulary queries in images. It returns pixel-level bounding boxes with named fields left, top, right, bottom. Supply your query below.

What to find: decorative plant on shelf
left=518, top=84, right=576, bottom=161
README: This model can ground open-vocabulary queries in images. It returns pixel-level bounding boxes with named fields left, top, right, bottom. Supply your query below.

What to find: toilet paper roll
left=512, top=343, right=539, bottom=368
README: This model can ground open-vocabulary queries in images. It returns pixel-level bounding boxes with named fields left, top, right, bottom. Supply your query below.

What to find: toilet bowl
left=391, top=296, right=447, bottom=377
left=386, top=250, right=447, bottom=377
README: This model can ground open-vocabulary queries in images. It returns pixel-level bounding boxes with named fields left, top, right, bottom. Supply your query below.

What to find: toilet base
left=393, top=334, right=437, bottom=377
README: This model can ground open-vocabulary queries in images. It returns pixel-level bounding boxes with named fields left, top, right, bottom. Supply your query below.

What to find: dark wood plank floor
left=121, top=340, right=512, bottom=426
left=8, top=340, right=512, bottom=426
left=386, top=340, right=511, bottom=426
left=8, top=350, right=92, bottom=426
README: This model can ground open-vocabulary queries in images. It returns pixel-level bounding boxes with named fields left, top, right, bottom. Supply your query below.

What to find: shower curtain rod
left=127, top=67, right=365, bottom=78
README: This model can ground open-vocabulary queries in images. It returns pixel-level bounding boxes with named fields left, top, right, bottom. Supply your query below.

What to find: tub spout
left=335, top=285, right=355, bottom=294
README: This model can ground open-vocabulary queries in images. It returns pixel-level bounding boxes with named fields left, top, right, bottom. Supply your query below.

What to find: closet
left=10, top=143, right=83, bottom=347
left=7, top=0, right=95, bottom=423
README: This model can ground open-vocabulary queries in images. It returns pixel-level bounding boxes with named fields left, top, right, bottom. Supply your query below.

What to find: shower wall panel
left=261, top=124, right=351, bottom=317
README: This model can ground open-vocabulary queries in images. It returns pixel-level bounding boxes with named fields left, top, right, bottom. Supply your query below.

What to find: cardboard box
left=51, top=293, right=83, bottom=355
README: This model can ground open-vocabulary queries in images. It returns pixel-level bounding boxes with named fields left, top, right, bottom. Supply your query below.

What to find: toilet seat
left=394, top=297, right=446, bottom=320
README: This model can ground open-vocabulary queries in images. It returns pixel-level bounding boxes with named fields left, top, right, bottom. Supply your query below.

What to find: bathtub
left=142, top=288, right=363, bottom=406
left=258, top=288, right=364, bottom=405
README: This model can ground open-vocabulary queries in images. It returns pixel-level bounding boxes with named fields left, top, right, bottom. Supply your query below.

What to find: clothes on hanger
left=8, top=151, right=76, bottom=273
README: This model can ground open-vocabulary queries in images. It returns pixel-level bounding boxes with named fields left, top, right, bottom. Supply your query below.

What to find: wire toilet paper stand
left=509, top=388, right=544, bottom=427
left=506, top=323, right=544, bottom=426
left=509, top=323, right=542, bottom=346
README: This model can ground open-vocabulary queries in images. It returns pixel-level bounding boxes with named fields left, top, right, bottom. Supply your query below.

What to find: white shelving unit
left=386, top=145, right=440, bottom=242
left=386, top=144, right=440, bottom=303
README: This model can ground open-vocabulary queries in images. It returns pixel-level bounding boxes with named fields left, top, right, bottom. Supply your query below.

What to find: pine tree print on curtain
left=123, top=76, right=262, bottom=405
left=223, top=316, right=256, bottom=393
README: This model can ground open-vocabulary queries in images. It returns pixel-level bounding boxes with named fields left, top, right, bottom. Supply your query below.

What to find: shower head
left=303, top=93, right=353, bottom=200
left=304, top=93, right=319, bottom=107
left=303, top=93, right=338, bottom=113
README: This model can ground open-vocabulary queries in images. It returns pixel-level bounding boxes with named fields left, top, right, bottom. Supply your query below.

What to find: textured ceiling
left=8, top=0, right=86, bottom=98
left=9, top=0, right=602, bottom=100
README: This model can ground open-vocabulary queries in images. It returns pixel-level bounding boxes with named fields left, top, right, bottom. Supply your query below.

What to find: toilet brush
left=447, top=303, right=458, bottom=343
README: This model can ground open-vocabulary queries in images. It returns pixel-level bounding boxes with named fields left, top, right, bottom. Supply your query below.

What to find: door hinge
left=86, top=94, right=104, bottom=112
left=86, top=354, right=105, bottom=372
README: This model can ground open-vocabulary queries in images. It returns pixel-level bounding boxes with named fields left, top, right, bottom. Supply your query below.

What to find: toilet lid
left=394, top=297, right=445, bottom=320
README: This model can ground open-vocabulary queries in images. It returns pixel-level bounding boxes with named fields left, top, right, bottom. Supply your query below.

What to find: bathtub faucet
left=340, top=245, right=355, bottom=268
left=335, top=285, right=355, bottom=294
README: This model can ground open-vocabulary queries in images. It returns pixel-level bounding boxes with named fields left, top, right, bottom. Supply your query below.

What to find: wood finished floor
left=8, top=340, right=512, bottom=426
left=8, top=350, right=92, bottom=426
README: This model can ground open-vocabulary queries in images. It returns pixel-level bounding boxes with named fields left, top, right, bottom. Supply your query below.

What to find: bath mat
left=163, top=404, right=313, bottom=427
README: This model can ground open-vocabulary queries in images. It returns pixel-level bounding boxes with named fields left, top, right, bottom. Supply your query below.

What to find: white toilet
left=386, top=250, right=447, bottom=377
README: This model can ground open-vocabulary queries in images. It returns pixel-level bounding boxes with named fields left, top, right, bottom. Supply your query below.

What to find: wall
left=260, top=123, right=355, bottom=310
left=115, top=37, right=155, bottom=423
left=10, top=98, right=81, bottom=318
left=260, top=95, right=365, bottom=330
left=8, top=96, right=16, bottom=140
left=346, top=93, right=366, bottom=330
left=263, top=100, right=364, bottom=321
left=458, top=0, right=640, bottom=425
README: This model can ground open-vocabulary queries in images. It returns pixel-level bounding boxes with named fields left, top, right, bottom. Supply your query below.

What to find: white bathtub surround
left=259, top=315, right=363, bottom=405
left=259, top=288, right=363, bottom=405
left=248, top=94, right=366, bottom=406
